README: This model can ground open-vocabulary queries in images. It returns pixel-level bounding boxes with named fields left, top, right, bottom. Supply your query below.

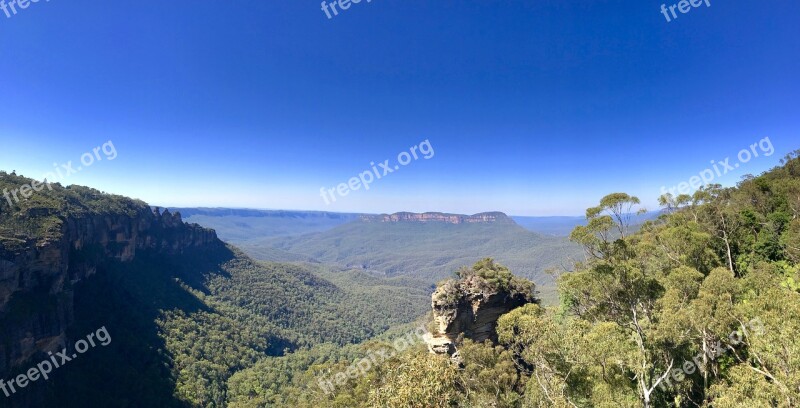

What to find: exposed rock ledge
left=423, top=259, right=537, bottom=357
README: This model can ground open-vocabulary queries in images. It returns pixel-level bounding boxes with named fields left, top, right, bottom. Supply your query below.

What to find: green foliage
left=457, top=339, right=527, bottom=407
left=457, top=258, right=535, bottom=296
left=496, top=152, right=800, bottom=407
left=365, top=352, right=461, bottom=408
left=433, top=278, right=463, bottom=306
left=467, top=258, right=513, bottom=290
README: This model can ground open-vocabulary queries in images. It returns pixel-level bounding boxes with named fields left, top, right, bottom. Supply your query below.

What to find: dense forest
left=63, top=246, right=433, bottom=407
left=0, top=241, right=431, bottom=408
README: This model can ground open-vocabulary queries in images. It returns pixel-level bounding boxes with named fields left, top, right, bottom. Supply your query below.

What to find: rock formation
left=424, top=259, right=537, bottom=357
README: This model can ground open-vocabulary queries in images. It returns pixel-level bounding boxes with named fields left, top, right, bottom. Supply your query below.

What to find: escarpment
left=424, top=258, right=537, bottom=357
left=0, top=174, right=217, bottom=376
left=360, top=212, right=513, bottom=224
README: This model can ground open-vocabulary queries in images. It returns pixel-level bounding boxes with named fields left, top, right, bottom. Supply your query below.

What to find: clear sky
left=0, top=0, right=798, bottom=215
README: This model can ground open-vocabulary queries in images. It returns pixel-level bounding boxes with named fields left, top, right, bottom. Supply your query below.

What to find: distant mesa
left=360, top=212, right=512, bottom=224
left=174, top=207, right=362, bottom=220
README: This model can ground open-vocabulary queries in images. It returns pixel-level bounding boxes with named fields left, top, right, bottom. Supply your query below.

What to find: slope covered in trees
left=0, top=173, right=428, bottom=407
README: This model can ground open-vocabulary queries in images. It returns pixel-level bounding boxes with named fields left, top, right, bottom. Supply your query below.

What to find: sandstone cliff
left=360, top=211, right=512, bottom=224
left=0, top=176, right=217, bottom=376
left=424, top=258, right=537, bottom=357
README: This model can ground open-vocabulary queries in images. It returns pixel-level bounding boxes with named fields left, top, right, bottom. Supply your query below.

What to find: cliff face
left=424, top=262, right=536, bottom=357
left=361, top=212, right=512, bottom=224
left=0, top=206, right=216, bottom=376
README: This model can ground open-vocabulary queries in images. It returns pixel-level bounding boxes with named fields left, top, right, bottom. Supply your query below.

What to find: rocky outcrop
left=361, top=212, right=512, bottom=224
left=0, top=206, right=217, bottom=376
left=424, top=260, right=537, bottom=357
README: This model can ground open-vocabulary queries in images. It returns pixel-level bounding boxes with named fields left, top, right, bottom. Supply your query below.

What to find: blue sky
left=0, top=0, right=798, bottom=215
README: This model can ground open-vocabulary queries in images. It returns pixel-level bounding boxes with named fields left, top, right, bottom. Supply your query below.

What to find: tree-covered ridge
left=261, top=217, right=581, bottom=303
left=0, top=172, right=147, bottom=245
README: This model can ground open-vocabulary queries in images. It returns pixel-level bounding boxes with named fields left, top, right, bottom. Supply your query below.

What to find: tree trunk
left=720, top=214, right=735, bottom=275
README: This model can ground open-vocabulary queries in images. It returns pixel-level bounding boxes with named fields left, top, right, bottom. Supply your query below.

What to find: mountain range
left=181, top=210, right=584, bottom=302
